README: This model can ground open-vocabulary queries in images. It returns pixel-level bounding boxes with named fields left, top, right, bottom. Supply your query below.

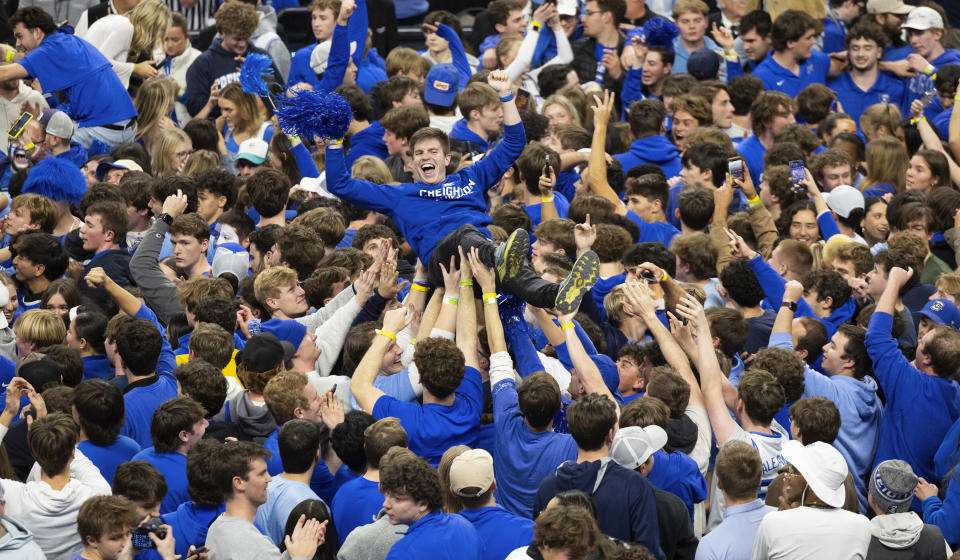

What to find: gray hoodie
left=0, top=516, right=45, bottom=559
left=867, top=512, right=952, bottom=559
left=253, top=6, right=291, bottom=83
left=337, top=510, right=406, bottom=560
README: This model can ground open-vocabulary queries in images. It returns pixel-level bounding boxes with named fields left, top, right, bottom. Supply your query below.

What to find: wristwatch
left=157, top=213, right=174, bottom=226
left=781, top=301, right=797, bottom=312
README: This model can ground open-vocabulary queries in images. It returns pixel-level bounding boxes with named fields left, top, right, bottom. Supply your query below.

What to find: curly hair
left=331, top=410, right=377, bottom=473
left=263, top=370, right=310, bottom=425
left=801, top=269, right=852, bottom=312
left=214, top=1, right=258, bottom=38
left=532, top=504, right=600, bottom=557
left=719, top=258, right=764, bottom=308
left=751, top=347, right=805, bottom=403
left=378, top=447, right=443, bottom=510
left=413, top=337, right=466, bottom=399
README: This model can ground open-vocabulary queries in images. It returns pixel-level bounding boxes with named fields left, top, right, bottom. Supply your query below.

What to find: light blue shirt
left=255, top=476, right=322, bottom=546
left=695, top=499, right=773, bottom=560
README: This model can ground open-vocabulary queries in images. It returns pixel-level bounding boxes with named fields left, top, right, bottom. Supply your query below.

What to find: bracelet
left=410, top=283, right=429, bottom=292
left=376, top=329, right=396, bottom=340
left=4, top=50, right=12, bottom=64
left=482, top=292, right=497, bottom=306
left=561, top=322, right=575, bottom=331
left=911, top=116, right=926, bottom=125
left=541, top=195, right=554, bottom=203
left=531, top=21, right=542, bottom=32
left=410, top=338, right=416, bottom=344
left=955, top=94, right=960, bottom=101
left=443, top=296, right=459, bottom=306
left=330, top=138, right=344, bottom=145
left=661, top=271, right=670, bottom=282
left=747, top=194, right=761, bottom=207
left=499, top=92, right=514, bottom=102
left=459, top=279, right=473, bottom=287
left=924, top=65, right=935, bottom=76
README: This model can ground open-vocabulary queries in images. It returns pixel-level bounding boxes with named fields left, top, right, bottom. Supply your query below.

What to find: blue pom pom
left=641, top=17, right=679, bottom=51
left=23, top=157, right=86, bottom=205
left=86, top=139, right=111, bottom=157
left=275, top=90, right=352, bottom=140
left=239, top=53, right=275, bottom=97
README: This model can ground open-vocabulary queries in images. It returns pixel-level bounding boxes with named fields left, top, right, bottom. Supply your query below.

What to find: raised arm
left=588, top=90, right=626, bottom=214
left=912, top=99, right=960, bottom=187
left=130, top=192, right=187, bottom=325
left=557, top=303, right=616, bottom=405
left=467, top=247, right=505, bottom=355
left=350, top=307, right=411, bottom=412
left=84, top=267, right=142, bottom=316
left=317, top=0, right=356, bottom=93
left=432, top=23, right=473, bottom=90
left=457, top=248, right=479, bottom=371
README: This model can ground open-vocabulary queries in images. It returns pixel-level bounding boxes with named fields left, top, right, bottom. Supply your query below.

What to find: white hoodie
left=0, top=424, right=111, bottom=560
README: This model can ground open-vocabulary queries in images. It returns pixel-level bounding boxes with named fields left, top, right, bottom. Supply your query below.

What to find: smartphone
left=7, top=111, right=32, bottom=139
left=789, top=160, right=806, bottom=193
left=515, top=88, right=532, bottom=114
left=728, top=158, right=744, bottom=184
left=544, top=0, right=557, bottom=5
left=920, top=89, right=938, bottom=107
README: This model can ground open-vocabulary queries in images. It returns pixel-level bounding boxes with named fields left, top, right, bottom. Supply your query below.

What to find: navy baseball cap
left=687, top=48, right=720, bottom=81
left=424, top=63, right=459, bottom=107
left=918, top=298, right=960, bottom=329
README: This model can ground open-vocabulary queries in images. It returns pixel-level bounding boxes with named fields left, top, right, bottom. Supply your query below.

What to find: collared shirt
left=695, top=499, right=774, bottom=560
left=826, top=71, right=908, bottom=126
left=752, top=51, right=831, bottom=97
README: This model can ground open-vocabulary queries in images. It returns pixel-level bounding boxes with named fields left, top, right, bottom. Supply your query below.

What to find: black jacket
left=571, top=36, right=626, bottom=103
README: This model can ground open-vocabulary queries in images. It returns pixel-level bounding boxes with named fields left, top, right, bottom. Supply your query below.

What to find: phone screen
left=515, top=88, right=532, bottom=113
left=728, top=158, right=744, bottom=183
left=789, top=160, right=806, bottom=192
left=7, top=112, right=32, bottom=139
left=920, top=89, right=937, bottom=107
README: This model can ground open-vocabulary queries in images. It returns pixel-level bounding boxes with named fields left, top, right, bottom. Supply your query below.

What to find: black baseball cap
left=236, top=332, right=295, bottom=373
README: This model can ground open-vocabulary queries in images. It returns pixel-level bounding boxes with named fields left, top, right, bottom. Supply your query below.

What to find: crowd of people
left=0, top=0, right=957, bottom=558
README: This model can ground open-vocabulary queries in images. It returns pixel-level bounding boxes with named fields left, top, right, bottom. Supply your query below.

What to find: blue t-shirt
left=385, top=511, right=480, bottom=560
left=77, top=436, right=141, bottom=485
left=331, top=476, right=383, bottom=543
left=752, top=51, right=832, bottom=97
left=19, top=33, right=137, bottom=127
left=254, top=476, right=321, bottom=545
left=132, top=447, right=189, bottom=515
left=262, top=428, right=337, bottom=503
left=121, top=374, right=179, bottom=448
left=524, top=192, right=570, bottom=227
left=373, top=366, right=484, bottom=466
left=735, top=135, right=767, bottom=188
left=458, top=506, right=535, bottom=560
left=826, top=70, right=908, bottom=127
left=625, top=210, right=679, bottom=247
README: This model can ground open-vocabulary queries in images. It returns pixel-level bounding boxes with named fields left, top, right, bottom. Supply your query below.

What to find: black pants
left=427, top=225, right=558, bottom=309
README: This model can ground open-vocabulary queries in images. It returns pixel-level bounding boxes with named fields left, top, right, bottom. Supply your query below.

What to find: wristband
left=4, top=50, right=12, bottom=63
left=499, top=92, right=514, bottom=102
left=443, top=296, right=459, bottom=306
left=541, top=195, right=554, bottom=203
left=924, top=65, right=935, bottom=76
left=747, top=194, right=761, bottom=207
left=410, top=283, right=429, bottom=292
left=531, top=21, right=542, bottom=32
left=329, top=138, right=344, bottom=145
left=459, top=279, right=473, bottom=287
left=410, top=338, right=416, bottom=344
left=781, top=301, right=797, bottom=312
left=376, top=329, right=396, bottom=340
left=911, top=116, right=926, bottom=125
left=482, top=292, right=497, bottom=306
left=723, top=50, right=738, bottom=62
left=661, top=271, right=670, bottom=282
left=23, top=142, right=34, bottom=151
left=560, top=322, right=575, bottom=331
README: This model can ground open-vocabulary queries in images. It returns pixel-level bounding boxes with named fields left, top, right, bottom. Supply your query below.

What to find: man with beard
left=752, top=10, right=844, bottom=97
left=827, top=22, right=908, bottom=125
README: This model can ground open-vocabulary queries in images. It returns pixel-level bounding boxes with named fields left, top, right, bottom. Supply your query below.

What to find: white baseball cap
left=237, top=138, right=269, bottom=165
left=901, top=6, right=943, bottom=31
left=866, top=0, right=913, bottom=15
left=782, top=440, right=849, bottom=508
left=557, top=0, right=578, bottom=17
left=609, top=425, right=668, bottom=470
left=823, top=185, right=864, bottom=219
left=310, top=40, right=358, bottom=75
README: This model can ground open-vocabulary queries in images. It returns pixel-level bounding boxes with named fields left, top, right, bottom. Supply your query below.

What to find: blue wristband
left=500, top=92, right=514, bottom=102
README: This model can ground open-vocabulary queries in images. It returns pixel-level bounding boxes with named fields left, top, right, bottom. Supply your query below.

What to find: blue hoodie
left=613, top=136, right=681, bottom=180
left=770, top=331, right=881, bottom=512
left=346, top=121, right=389, bottom=167
left=450, top=119, right=492, bottom=153
left=161, top=502, right=224, bottom=558
left=55, top=142, right=88, bottom=168
left=934, top=416, right=960, bottom=479
left=534, top=459, right=664, bottom=559
left=0, top=516, right=45, bottom=559
left=458, top=506, right=534, bottom=560
left=922, top=473, right=960, bottom=548
left=325, top=122, right=525, bottom=264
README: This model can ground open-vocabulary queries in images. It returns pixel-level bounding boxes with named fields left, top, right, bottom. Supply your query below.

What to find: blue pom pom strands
left=275, top=90, right=352, bottom=141
left=239, top=53, right=276, bottom=98
left=639, top=17, right=679, bottom=51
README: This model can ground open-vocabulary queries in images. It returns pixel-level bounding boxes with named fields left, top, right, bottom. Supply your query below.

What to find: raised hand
left=161, top=189, right=188, bottom=219
left=710, top=22, right=734, bottom=52
left=783, top=280, right=804, bottom=303
left=539, top=164, right=556, bottom=196
left=467, top=246, right=495, bottom=293
left=674, top=295, right=708, bottom=335
left=591, top=90, right=615, bottom=126
left=338, top=0, right=356, bottom=24
left=487, top=69, right=512, bottom=97
left=726, top=228, right=757, bottom=260
left=382, top=306, right=413, bottom=334
left=319, top=390, right=345, bottom=430
left=886, top=266, right=913, bottom=289
left=601, top=49, right=622, bottom=79
left=84, top=266, right=110, bottom=289
left=574, top=214, right=597, bottom=252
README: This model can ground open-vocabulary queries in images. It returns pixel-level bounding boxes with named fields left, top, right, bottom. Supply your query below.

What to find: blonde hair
left=150, top=128, right=192, bottom=177
left=254, top=266, right=300, bottom=304
left=603, top=284, right=630, bottom=326
left=13, top=309, right=66, bottom=349
left=135, top=76, right=178, bottom=146
left=437, top=445, right=470, bottom=513
left=935, top=271, right=960, bottom=301
left=860, top=137, right=908, bottom=194
left=128, top=0, right=171, bottom=58
left=182, top=149, right=221, bottom=176
left=495, top=36, right=522, bottom=68
left=351, top=156, right=394, bottom=184
left=542, top=95, right=582, bottom=127
left=859, top=103, right=902, bottom=141
left=220, top=82, right=266, bottom=136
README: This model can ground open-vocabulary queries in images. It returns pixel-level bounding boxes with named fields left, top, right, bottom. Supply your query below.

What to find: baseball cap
left=687, top=48, right=720, bottom=81
left=96, top=159, right=143, bottom=180
left=310, top=39, right=358, bottom=75
left=823, top=185, right=865, bottom=219
left=236, top=332, right=295, bottom=373
left=449, top=449, right=495, bottom=497
left=901, top=6, right=943, bottom=30
left=918, top=298, right=960, bottom=329
left=781, top=440, right=849, bottom=508
left=866, top=0, right=913, bottom=15
left=237, top=138, right=269, bottom=165
left=37, top=109, right=75, bottom=140
left=557, top=0, right=578, bottom=16
left=424, top=63, right=460, bottom=107
left=260, top=318, right=308, bottom=350
left=869, top=460, right=918, bottom=513
left=212, top=247, right=250, bottom=284
left=609, top=425, right=668, bottom=470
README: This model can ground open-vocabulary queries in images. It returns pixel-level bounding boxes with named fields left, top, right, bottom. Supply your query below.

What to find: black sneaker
left=495, top=228, right=529, bottom=283
left=555, top=251, right=600, bottom=314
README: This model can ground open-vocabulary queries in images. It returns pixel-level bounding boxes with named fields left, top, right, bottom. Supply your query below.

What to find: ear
left=494, top=22, right=506, bottom=33
left=200, top=238, right=210, bottom=252
left=217, top=195, right=227, bottom=210
left=712, top=336, right=721, bottom=349
left=469, top=108, right=481, bottom=122
left=821, top=296, right=833, bottom=311
left=674, top=208, right=681, bottom=220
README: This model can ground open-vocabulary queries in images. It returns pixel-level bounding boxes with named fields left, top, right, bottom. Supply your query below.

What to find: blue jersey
left=826, top=71, right=908, bottom=126
left=752, top=51, right=831, bottom=97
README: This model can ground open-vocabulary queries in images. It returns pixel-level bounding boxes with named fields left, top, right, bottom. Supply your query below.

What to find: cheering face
left=848, top=37, right=881, bottom=72
left=789, top=209, right=819, bottom=245
left=410, top=137, right=451, bottom=185
left=12, top=23, right=43, bottom=52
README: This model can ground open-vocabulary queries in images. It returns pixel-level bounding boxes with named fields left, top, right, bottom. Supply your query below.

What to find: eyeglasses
left=175, top=149, right=194, bottom=159
left=583, top=9, right=604, bottom=16
left=616, top=358, right=637, bottom=368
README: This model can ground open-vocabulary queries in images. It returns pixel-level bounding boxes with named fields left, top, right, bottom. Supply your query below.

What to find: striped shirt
left=164, top=0, right=217, bottom=32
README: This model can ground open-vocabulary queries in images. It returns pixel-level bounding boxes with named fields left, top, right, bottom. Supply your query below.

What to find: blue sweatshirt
left=325, top=122, right=525, bottom=264
left=346, top=121, right=388, bottom=167
left=922, top=475, right=960, bottom=548
left=613, top=135, right=682, bottom=180
left=385, top=511, right=480, bottom=560
left=77, top=436, right=141, bottom=485
left=866, top=311, right=960, bottom=486
left=458, top=506, right=534, bottom=560
left=449, top=119, right=491, bottom=153
left=735, top=135, right=766, bottom=188
left=132, top=447, right=190, bottom=515
left=161, top=502, right=224, bottom=559
left=770, top=331, right=881, bottom=511
left=121, top=374, right=179, bottom=448
left=647, top=450, right=708, bottom=521
left=284, top=23, right=352, bottom=95
left=81, top=354, right=114, bottom=381
left=934, top=416, right=960, bottom=479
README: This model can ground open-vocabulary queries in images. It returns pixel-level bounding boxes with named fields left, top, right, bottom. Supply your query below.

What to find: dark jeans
left=427, top=225, right=558, bottom=308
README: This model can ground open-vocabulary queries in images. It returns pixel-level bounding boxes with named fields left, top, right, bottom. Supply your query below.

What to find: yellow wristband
left=4, top=50, right=12, bottom=64
left=376, top=329, right=396, bottom=341
left=561, top=322, right=575, bottom=331
left=410, top=338, right=416, bottom=344
left=924, top=65, right=935, bottom=75
left=459, top=279, right=473, bottom=287
left=911, top=116, right=926, bottom=125
left=443, top=296, right=459, bottom=306
left=541, top=196, right=554, bottom=203
left=955, top=94, right=960, bottom=101
left=483, top=292, right=497, bottom=306
left=531, top=21, right=542, bottom=32
left=661, top=271, right=670, bottom=282
left=747, top=194, right=761, bottom=207
left=410, top=283, right=428, bottom=292
left=23, top=142, right=33, bottom=150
